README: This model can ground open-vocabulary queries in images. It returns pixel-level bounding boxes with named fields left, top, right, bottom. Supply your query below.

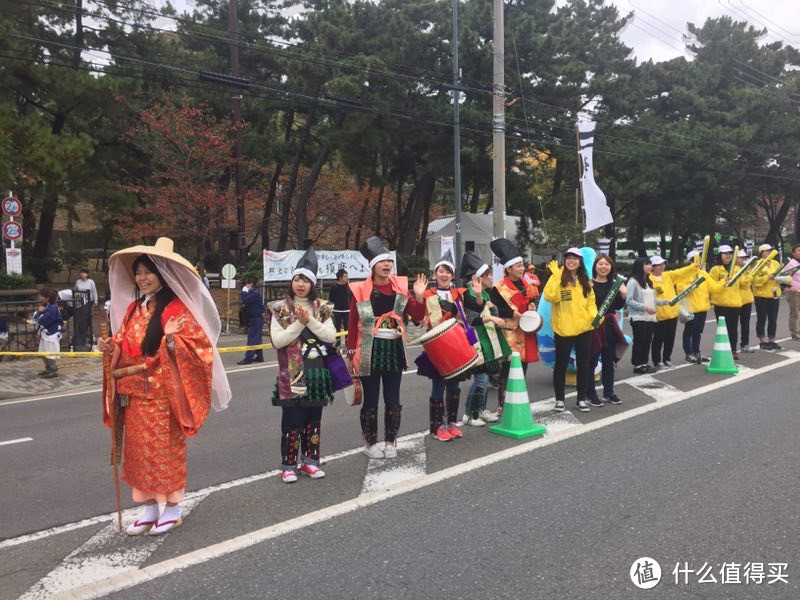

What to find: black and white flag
left=577, top=121, right=613, bottom=232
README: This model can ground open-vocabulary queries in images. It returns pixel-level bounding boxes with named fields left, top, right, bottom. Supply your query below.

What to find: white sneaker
left=663, top=360, right=673, bottom=368
left=363, top=444, right=384, bottom=459
left=383, top=443, right=397, bottom=459
left=465, top=416, right=486, bottom=427
left=655, top=362, right=666, bottom=369
left=478, top=409, right=500, bottom=423
left=576, top=400, right=590, bottom=412
left=554, top=400, right=566, bottom=412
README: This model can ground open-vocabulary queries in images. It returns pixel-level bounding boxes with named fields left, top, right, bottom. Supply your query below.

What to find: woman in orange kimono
left=99, top=238, right=231, bottom=536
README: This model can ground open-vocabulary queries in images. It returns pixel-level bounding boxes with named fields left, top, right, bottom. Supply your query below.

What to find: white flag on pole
left=577, top=121, right=613, bottom=232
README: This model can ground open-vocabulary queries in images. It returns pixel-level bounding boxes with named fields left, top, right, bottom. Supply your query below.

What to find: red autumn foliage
left=119, top=98, right=240, bottom=267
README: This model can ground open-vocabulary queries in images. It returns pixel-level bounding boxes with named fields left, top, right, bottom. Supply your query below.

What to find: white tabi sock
left=158, top=504, right=181, bottom=524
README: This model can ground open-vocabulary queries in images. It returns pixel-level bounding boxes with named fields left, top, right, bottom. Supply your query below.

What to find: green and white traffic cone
left=706, top=316, right=739, bottom=375
left=489, top=352, right=547, bottom=440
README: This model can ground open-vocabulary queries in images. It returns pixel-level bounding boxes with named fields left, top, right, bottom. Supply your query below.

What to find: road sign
left=2, top=221, right=22, bottom=241
left=2, top=196, right=21, bottom=216
left=221, top=279, right=237, bottom=289
left=5, top=247, right=22, bottom=275
left=221, top=263, right=237, bottom=280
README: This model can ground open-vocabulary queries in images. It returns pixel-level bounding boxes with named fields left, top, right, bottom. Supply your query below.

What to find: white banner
left=5, top=247, right=22, bottom=275
left=577, top=121, right=613, bottom=233
left=263, top=249, right=396, bottom=282
left=439, top=235, right=454, bottom=263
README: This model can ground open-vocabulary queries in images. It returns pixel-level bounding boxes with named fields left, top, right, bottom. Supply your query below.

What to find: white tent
left=426, top=213, right=522, bottom=271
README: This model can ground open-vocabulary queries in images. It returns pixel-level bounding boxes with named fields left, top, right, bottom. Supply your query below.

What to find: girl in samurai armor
left=489, top=238, right=540, bottom=415
left=460, top=252, right=511, bottom=426
left=346, top=237, right=427, bottom=459
left=270, top=247, right=336, bottom=483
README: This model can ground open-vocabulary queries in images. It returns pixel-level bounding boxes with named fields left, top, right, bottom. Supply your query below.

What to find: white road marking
left=54, top=351, right=800, bottom=600
left=360, top=434, right=427, bottom=495
left=0, top=436, right=33, bottom=446
left=19, top=494, right=208, bottom=600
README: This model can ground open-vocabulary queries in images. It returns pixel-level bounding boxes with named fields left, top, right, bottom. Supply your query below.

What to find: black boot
left=385, top=405, right=402, bottom=444
left=429, top=397, right=444, bottom=434
left=360, top=407, right=379, bottom=446
left=302, top=421, right=322, bottom=464
left=280, top=428, right=301, bottom=469
left=497, top=376, right=507, bottom=417
left=445, top=389, right=461, bottom=425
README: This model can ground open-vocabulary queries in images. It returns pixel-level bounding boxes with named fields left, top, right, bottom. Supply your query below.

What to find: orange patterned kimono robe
left=104, top=299, right=212, bottom=503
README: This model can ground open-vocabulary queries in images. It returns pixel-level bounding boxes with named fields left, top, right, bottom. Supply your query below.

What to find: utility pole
left=229, top=0, right=245, bottom=270
left=492, top=0, right=505, bottom=239
left=452, top=0, right=463, bottom=279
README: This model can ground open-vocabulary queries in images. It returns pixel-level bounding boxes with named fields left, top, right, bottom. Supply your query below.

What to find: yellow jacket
left=739, top=271, right=754, bottom=305
left=673, top=270, right=724, bottom=314
left=650, top=264, right=698, bottom=321
left=751, top=259, right=782, bottom=299
left=543, top=274, right=597, bottom=337
left=708, top=264, right=743, bottom=308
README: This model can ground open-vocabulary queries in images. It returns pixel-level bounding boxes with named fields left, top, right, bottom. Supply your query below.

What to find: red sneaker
left=298, top=463, right=326, bottom=479
left=433, top=425, right=453, bottom=441
left=447, top=423, right=463, bottom=439
left=281, top=470, right=298, bottom=483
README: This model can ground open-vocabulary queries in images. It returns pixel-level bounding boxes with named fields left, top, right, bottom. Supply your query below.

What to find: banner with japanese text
left=263, top=249, right=396, bottom=281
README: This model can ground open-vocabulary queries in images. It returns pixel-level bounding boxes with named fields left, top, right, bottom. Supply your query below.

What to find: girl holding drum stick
left=489, top=238, right=540, bottom=417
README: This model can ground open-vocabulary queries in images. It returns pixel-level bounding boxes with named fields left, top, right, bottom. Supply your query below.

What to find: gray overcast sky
left=607, top=0, right=800, bottom=63
left=164, top=1, right=800, bottom=64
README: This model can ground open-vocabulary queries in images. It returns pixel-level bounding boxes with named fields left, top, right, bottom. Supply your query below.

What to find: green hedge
left=0, top=273, right=36, bottom=289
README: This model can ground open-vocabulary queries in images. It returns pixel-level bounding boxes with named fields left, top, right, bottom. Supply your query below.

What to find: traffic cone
left=706, top=317, right=739, bottom=375
left=489, top=352, right=547, bottom=440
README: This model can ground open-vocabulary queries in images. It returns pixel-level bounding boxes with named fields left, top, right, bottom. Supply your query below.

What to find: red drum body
left=418, top=318, right=480, bottom=379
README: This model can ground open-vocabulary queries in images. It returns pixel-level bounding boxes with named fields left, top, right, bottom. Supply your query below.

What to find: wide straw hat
left=109, top=237, right=199, bottom=281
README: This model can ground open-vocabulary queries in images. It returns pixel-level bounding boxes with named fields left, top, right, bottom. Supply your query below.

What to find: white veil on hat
left=108, top=238, right=231, bottom=412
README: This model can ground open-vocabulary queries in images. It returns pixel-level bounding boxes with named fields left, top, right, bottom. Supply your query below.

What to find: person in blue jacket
left=34, top=287, right=63, bottom=378
left=238, top=278, right=265, bottom=364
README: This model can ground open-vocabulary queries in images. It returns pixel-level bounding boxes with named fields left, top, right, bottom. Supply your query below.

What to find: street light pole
left=452, top=0, right=463, bottom=279
left=229, top=0, right=245, bottom=270
left=492, top=0, right=506, bottom=240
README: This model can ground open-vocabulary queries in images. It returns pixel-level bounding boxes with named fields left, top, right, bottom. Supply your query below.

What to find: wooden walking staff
left=100, top=323, right=124, bottom=532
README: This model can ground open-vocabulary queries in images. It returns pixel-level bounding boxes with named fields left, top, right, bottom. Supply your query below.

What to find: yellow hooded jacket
left=751, top=259, right=782, bottom=299
left=650, top=263, right=698, bottom=321
left=673, top=270, right=724, bottom=314
left=708, top=264, right=743, bottom=308
left=543, top=272, right=597, bottom=337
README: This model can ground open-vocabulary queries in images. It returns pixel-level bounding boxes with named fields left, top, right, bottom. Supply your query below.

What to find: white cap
left=686, top=250, right=699, bottom=263
left=564, top=247, right=582, bottom=257
left=758, top=243, right=772, bottom=253
left=718, top=244, right=733, bottom=253
left=738, top=250, right=748, bottom=258
left=650, top=255, right=666, bottom=266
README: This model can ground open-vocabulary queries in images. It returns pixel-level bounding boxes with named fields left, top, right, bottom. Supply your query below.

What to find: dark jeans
left=630, top=320, right=655, bottom=366
left=431, top=376, right=460, bottom=400
left=333, top=312, right=349, bottom=346
left=360, top=372, right=402, bottom=411
left=754, top=297, right=780, bottom=339
left=244, top=316, right=264, bottom=362
left=652, top=317, right=678, bottom=364
left=682, top=311, right=707, bottom=355
left=553, top=331, right=592, bottom=402
left=587, top=323, right=618, bottom=399
left=713, top=306, right=740, bottom=351
left=739, top=302, right=752, bottom=347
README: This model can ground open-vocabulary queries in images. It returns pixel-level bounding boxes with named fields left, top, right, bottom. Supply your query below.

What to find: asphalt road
left=109, top=361, right=800, bottom=600
left=1, top=315, right=799, bottom=599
